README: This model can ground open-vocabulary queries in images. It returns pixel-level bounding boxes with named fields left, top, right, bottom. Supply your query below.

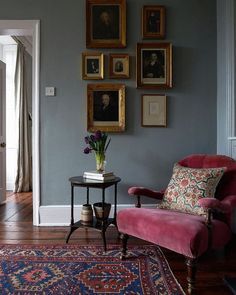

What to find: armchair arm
left=198, top=198, right=232, bottom=233
left=197, top=198, right=231, bottom=213
left=221, top=195, right=236, bottom=207
left=220, top=195, right=236, bottom=227
left=128, top=187, right=165, bottom=208
left=198, top=198, right=232, bottom=245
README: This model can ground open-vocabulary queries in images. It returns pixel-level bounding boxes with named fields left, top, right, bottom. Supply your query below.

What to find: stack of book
left=83, top=170, right=115, bottom=181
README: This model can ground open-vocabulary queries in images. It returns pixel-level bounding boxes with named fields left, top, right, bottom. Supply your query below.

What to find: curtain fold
left=14, top=40, right=32, bottom=192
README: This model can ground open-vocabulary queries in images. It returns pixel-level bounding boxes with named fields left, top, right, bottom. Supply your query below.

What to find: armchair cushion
left=117, top=208, right=232, bottom=258
left=160, top=164, right=225, bottom=216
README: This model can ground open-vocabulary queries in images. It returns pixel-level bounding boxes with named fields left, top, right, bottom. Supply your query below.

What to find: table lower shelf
left=72, top=217, right=116, bottom=231
left=66, top=217, right=117, bottom=251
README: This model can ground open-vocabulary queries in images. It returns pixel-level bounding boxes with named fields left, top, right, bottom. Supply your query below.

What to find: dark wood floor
left=0, top=192, right=236, bottom=294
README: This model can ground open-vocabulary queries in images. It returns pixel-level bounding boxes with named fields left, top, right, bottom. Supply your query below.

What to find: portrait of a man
left=142, top=50, right=165, bottom=79
left=147, top=11, right=160, bottom=33
left=93, top=91, right=119, bottom=122
left=137, top=43, right=172, bottom=88
left=92, top=5, right=120, bottom=40
left=114, top=60, right=123, bottom=72
left=142, top=6, right=165, bottom=39
left=87, top=59, right=99, bottom=74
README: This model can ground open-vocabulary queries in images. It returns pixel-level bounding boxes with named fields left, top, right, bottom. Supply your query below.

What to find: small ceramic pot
left=81, top=204, right=93, bottom=224
left=93, top=202, right=111, bottom=221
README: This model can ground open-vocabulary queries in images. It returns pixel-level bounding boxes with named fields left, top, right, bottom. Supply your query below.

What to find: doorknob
left=0, top=142, right=6, bottom=148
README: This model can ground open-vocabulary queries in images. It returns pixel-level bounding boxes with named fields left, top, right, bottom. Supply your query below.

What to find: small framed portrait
left=142, top=94, right=167, bottom=127
left=137, top=42, right=172, bottom=89
left=109, top=54, right=130, bottom=78
left=142, top=5, right=166, bottom=39
left=82, top=52, right=104, bottom=80
left=86, top=0, right=126, bottom=48
left=87, top=83, right=125, bottom=132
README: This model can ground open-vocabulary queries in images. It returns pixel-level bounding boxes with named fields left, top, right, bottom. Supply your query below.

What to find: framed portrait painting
left=142, top=5, right=165, bottom=39
left=137, top=42, right=172, bottom=89
left=142, top=94, right=167, bottom=127
left=86, top=0, right=126, bottom=48
left=87, top=83, right=125, bottom=132
left=82, top=52, right=104, bottom=80
left=109, top=54, right=129, bottom=79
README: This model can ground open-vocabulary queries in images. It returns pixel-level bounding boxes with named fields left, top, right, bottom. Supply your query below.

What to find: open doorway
left=0, top=36, right=17, bottom=192
left=0, top=35, right=33, bottom=221
left=0, top=20, right=40, bottom=225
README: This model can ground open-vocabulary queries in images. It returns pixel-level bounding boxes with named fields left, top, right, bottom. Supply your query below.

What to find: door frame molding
left=217, top=0, right=235, bottom=156
left=0, top=20, right=40, bottom=225
left=0, top=60, right=6, bottom=204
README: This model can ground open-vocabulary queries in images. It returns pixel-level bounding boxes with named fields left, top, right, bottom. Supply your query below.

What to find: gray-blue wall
left=0, top=0, right=217, bottom=205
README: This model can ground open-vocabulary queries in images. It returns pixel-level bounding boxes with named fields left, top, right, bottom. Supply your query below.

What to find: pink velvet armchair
left=117, top=154, right=236, bottom=294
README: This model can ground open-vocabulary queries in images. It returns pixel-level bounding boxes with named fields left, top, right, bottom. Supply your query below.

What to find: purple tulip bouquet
left=83, top=130, right=111, bottom=172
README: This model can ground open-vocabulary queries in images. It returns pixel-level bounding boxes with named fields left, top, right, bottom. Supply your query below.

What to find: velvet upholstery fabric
left=197, top=198, right=231, bottom=213
left=117, top=208, right=231, bottom=258
left=117, top=154, right=236, bottom=260
left=128, top=187, right=165, bottom=200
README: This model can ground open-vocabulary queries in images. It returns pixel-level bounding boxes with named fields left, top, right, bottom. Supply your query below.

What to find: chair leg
left=120, top=233, right=129, bottom=260
left=186, top=257, right=197, bottom=294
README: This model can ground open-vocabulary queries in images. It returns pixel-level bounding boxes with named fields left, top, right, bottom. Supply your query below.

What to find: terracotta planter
left=93, top=202, right=111, bottom=221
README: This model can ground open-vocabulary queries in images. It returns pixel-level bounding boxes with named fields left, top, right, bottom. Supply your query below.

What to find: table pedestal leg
left=101, top=228, right=107, bottom=252
left=66, top=227, right=77, bottom=243
left=66, top=184, right=75, bottom=243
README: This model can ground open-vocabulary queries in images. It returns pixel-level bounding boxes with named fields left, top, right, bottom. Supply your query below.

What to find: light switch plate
left=45, top=87, right=56, bottom=96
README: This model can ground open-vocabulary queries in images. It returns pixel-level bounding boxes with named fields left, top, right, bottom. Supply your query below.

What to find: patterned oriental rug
left=0, top=244, right=185, bottom=295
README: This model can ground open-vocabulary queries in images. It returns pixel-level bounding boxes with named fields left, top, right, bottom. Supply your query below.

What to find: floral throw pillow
left=160, top=164, right=226, bottom=216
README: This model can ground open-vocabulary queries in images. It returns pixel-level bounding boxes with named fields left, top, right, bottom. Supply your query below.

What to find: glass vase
left=95, top=152, right=106, bottom=172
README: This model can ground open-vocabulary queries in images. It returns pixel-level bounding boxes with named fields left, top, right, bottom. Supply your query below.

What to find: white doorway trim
left=217, top=0, right=235, bottom=157
left=0, top=20, right=40, bottom=225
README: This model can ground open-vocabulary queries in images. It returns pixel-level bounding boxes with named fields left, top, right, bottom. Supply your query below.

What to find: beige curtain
left=14, top=40, right=32, bottom=192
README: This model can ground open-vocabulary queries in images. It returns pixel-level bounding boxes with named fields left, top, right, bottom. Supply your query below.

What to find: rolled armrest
left=198, top=198, right=231, bottom=213
left=221, top=195, right=236, bottom=227
left=128, top=187, right=165, bottom=200
left=221, top=195, right=236, bottom=207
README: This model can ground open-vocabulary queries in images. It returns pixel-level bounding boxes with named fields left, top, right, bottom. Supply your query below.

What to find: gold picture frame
left=137, top=42, right=172, bottom=89
left=86, top=0, right=126, bottom=48
left=142, top=94, right=167, bottom=127
left=109, top=53, right=130, bottom=79
left=142, top=5, right=166, bottom=39
left=82, top=52, right=104, bottom=80
left=87, top=83, right=125, bottom=132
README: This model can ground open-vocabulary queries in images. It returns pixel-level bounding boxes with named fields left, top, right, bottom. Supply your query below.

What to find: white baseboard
left=39, top=204, right=156, bottom=226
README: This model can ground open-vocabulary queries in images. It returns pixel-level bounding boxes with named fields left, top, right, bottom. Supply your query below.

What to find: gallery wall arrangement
left=83, top=0, right=172, bottom=131
left=4, top=0, right=214, bottom=208
left=0, top=0, right=216, bottom=211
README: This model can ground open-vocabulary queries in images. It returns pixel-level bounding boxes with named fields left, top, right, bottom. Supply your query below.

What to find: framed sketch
left=86, top=0, right=126, bottom=48
left=87, top=83, right=125, bottom=132
left=142, top=5, right=165, bottom=39
left=142, top=94, right=167, bottom=127
left=82, top=52, right=104, bottom=80
left=137, top=42, right=172, bottom=89
left=109, top=54, right=129, bottom=78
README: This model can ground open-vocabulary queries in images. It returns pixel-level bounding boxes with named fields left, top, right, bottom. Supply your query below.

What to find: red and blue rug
left=0, top=244, right=185, bottom=294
